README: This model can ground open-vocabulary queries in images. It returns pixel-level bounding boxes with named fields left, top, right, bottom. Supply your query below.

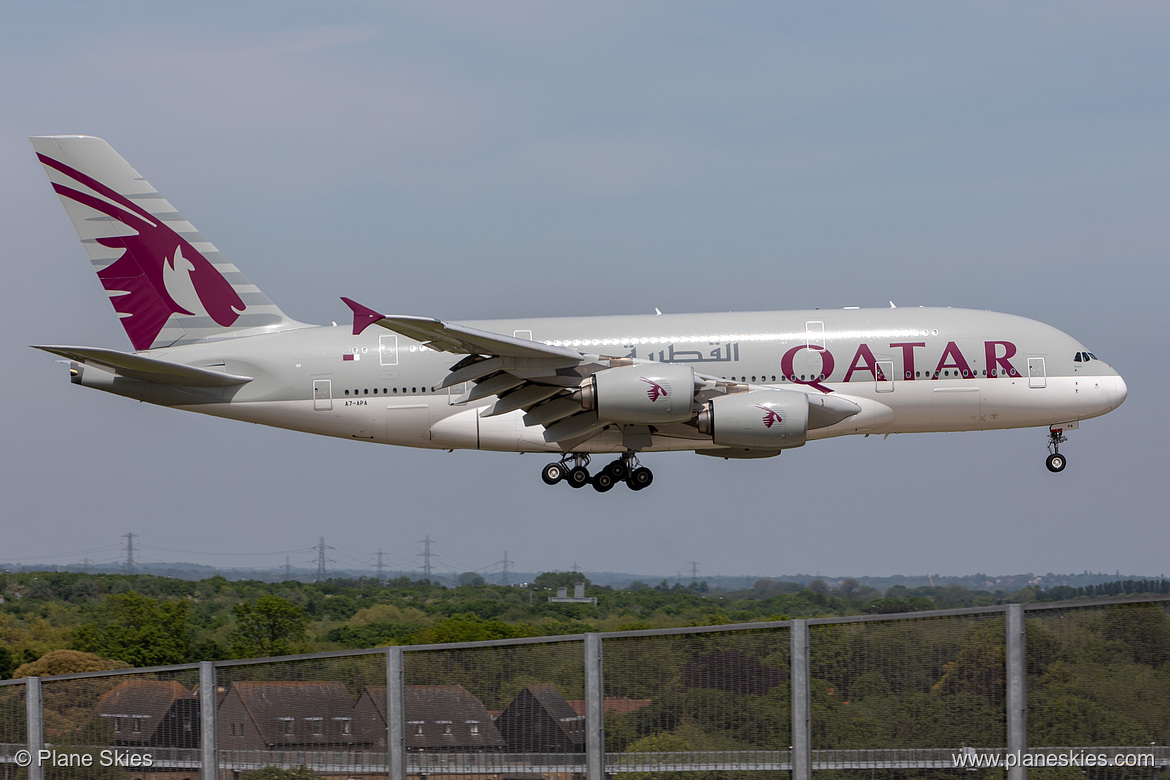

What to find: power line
left=123, top=532, right=137, bottom=575
left=498, top=551, right=513, bottom=586
left=375, top=549, right=386, bottom=586
left=418, top=536, right=435, bottom=581
left=314, top=537, right=335, bottom=582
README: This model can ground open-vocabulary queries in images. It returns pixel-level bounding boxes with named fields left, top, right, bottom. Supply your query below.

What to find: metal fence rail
left=3, top=595, right=1169, bottom=780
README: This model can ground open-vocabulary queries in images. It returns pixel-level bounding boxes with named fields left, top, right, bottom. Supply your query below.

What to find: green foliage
left=458, top=571, right=486, bottom=586
left=533, top=571, right=593, bottom=590
left=407, top=613, right=541, bottom=644
left=71, top=592, right=192, bottom=666
left=229, top=594, right=309, bottom=658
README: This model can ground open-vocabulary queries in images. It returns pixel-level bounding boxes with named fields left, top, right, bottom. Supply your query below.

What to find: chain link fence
left=402, top=637, right=585, bottom=779
left=0, top=679, right=26, bottom=780
left=1022, top=601, right=1170, bottom=780
left=216, top=648, right=387, bottom=778
left=2, top=596, right=1168, bottom=780
left=809, top=611, right=1007, bottom=754
left=603, top=625, right=790, bottom=777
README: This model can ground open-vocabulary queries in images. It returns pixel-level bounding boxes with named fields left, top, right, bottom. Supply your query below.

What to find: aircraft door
left=1028, top=357, right=1047, bottom=389
left=876, top=361, right=894, bottom=393
left=805, top=321, right=825, bottom=350
left=312, top=379, right=332, bottom=411
left=379, top=335, right=399, bottom=366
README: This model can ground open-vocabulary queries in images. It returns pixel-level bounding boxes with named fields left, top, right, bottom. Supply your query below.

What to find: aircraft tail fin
left=31, top=135, right=302, bottom=351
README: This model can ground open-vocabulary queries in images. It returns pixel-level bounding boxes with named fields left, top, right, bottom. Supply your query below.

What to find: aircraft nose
left=1106, top=374, right=1128, bottom=411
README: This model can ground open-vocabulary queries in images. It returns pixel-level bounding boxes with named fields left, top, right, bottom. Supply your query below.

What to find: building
left=353, top=684, right=505, bottom=752
left=216, top=680, right=365, bottom=751
left=495, top=684, right=585, bottom=754
left=95, top=679, right=200, bottom=749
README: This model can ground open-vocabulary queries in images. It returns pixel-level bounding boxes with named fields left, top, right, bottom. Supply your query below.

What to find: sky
left=1, top=2, right=1167, bottom=583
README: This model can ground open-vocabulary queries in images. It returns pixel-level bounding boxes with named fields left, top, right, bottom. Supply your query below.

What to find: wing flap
left=33, top=345, right=252, bottom=387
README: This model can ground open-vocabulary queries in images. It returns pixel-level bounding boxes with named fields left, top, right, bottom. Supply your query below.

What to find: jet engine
left=696, top=389, right=810, bottom=450
left=579, top=363, right=697, bottom=424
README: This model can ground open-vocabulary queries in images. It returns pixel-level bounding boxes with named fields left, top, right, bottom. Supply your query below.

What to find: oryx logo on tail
left=757, top=405, right=783, bottom=428
left=36, top=153, right=245, bottom=351
left=641, top=377, right=668, bottom=402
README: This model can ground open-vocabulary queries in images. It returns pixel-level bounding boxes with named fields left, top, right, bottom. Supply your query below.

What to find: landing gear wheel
left=542, top=462, right=566, bottom=485
left=627, top=467, right=654, bottom=491
left=568, top=467, right=590, bottom=488
left=1045, top=428, right=1069, bottom=474
left=604, top=460, right=628, bottom=481
left=592, top=472, right=616, bottom=492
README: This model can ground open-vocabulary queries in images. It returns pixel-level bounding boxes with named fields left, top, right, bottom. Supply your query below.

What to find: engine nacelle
left=696, top=389, right=810, bottom=450
left=580, top=363, right=696, bottom=424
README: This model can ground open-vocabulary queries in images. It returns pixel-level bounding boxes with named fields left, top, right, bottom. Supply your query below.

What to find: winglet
left=341, top=297, right=386, bottom=336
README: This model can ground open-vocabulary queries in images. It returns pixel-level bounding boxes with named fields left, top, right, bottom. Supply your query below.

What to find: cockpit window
left=1074, top=352, right=1099, bottom=362
left=1075, top=352, right=1084, bottom=362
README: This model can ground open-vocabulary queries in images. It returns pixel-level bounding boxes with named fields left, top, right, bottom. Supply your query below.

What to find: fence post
left=791, top=620, right=811, bottom=780
left=1006, top=604, right=1026, bottom=780
left=199, top=661, right=217, bottom=780
left=387, top=647, right=405, bottom=780
left=585, top=633, right=605, bottom=780
left=25, top=676, right=43, bottom=780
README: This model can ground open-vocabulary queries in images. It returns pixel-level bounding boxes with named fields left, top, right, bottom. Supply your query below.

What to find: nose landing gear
left=1045, top=427, right=1068, bottom=473
left=540, top=451, right=654, bottom=492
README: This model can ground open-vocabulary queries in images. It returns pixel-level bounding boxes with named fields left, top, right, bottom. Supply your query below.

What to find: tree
left=534, top=571, right=592, bottom=590
left=12, top=649, right=130, bottom=678
left=229, top=594, right=309, bottom=658
left=71, top=592, right=192, bottom=666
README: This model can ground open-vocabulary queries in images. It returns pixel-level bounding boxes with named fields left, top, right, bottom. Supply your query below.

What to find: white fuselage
left=98, top=306, right=1125, bottom=456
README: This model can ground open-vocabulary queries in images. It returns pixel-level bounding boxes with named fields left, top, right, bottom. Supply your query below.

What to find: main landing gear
left=541, top=452, right=654, bottom=492
left=1045, top=428, right=1068, bottom=473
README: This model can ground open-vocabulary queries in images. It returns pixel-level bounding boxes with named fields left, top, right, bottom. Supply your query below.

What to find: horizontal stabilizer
left=33, top=345, right=252, bottom=388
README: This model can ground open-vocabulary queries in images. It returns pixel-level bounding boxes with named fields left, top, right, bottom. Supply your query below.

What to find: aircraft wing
left=33, top=345, right=253, bottom=387
left=342, top=298, right=624, bottom=447
left=342, top=298, right=580, bottom=360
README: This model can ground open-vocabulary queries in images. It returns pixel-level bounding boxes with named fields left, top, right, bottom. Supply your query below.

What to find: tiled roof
left=230, top=681, right=356, bottom=747
left=96, top=680, right=194, bottom=739
left=565, top=698, right=652, bottom=717
left=356, top=684, right=505, bottom=750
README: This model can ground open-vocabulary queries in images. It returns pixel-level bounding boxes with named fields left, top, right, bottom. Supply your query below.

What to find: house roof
left=566, top=698, right=652, bottom=718
left=357, top=684, right=505, bottom=750
left=227, top=681, right=356, bottom=746
left=501, top=683, right=585, bottom=747
left=96, top=680, right=195, bottom=740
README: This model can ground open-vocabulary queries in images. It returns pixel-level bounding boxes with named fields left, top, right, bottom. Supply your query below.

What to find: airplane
left=30, top=136, right=1128, bottom=492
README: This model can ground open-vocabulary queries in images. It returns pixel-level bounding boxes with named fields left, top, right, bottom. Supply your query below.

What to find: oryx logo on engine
left=757, top=405, right=783, bottom=428
left=641, top=378, right=668, bottom=402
